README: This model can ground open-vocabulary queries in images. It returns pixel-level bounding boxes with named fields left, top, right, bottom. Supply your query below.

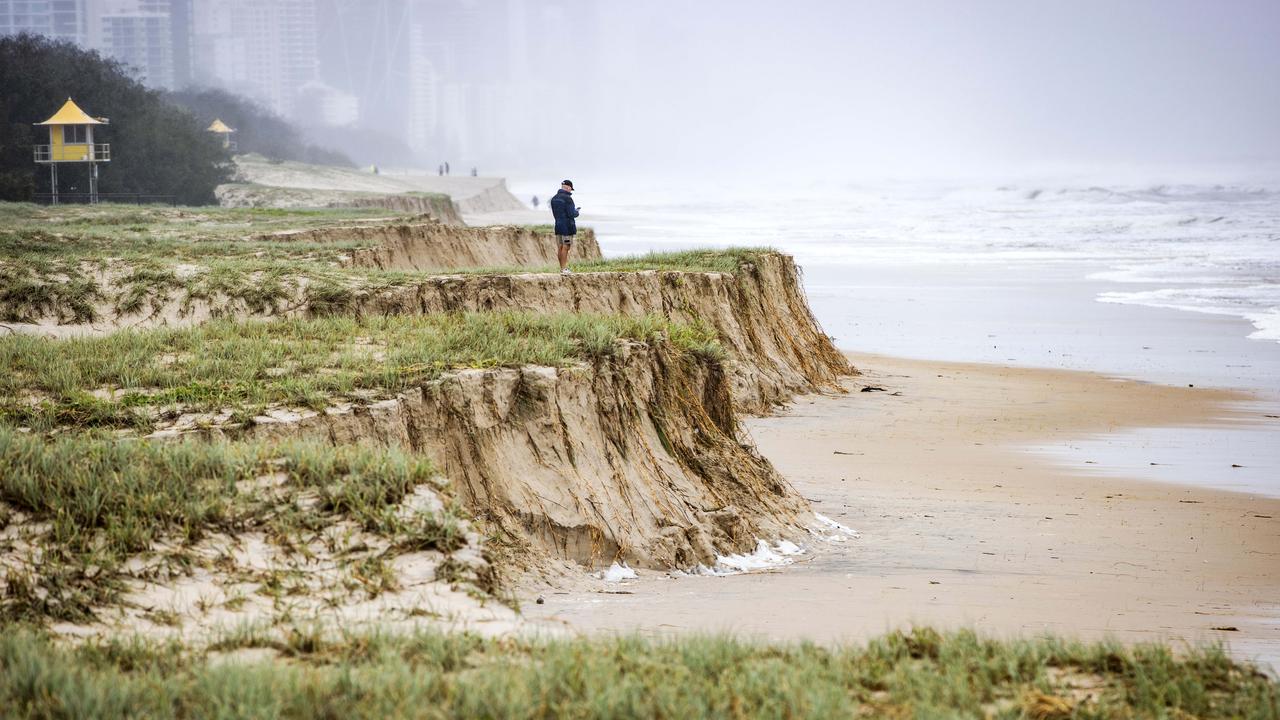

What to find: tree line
left=0, top=34, right=351, bottom=206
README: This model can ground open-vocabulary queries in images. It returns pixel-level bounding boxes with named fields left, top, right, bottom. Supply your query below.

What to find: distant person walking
left=549, top=179, right=579, bottom=275
left=444, top=161, right=450, bottom=175
left=532, top=195, right=540, bottom=209
left=470, top=167, right=477, bottom=177
left=437, top=164, right=443, bottom=176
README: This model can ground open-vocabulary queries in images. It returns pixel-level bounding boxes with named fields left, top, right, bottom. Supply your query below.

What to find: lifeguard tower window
left=63, top=125, right=87, bottom=144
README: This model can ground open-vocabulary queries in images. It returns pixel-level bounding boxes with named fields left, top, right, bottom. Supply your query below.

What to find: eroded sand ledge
left=4, top=222, right=605, bottom=337
left=213, top=253, right=855, bottom=568
left=353, top=253, right=852, bottom=414
left=227, top=341, right=809, bottom=570
left=5, top=253, right=851, bottom=613
left=271, top=221, right=603, bottom=272
left=3, top=194, right=854, bottom=637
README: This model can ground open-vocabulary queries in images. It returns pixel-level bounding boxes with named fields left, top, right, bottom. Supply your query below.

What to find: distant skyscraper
left=296, top=80, right=358, bottom=126
left=402, top=0, right=516, bottom=164
left=315, top=0, right=411, bottom=120
left=168, top=0, right=191, bottom=88
left=0, top=0, right=87, bottom=43
left=50, top=0, right=84, bottom=39
left=192, top=0, right=318, bottom=118
left=97, top=6, right=173, bottom=87
left=56, top=0, right=192, bottom=90
left=406, top=21, right=439, bottom=155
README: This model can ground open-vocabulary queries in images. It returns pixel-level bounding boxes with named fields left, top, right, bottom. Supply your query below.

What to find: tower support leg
left=50, top=164, right=58, bottom=205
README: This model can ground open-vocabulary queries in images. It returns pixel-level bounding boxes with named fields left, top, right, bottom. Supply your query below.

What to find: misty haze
left=1, top=2, right=1279, bottom=715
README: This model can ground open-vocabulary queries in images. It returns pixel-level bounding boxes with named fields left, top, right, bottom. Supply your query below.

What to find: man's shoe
left=561, top=268, right=572, bottom=275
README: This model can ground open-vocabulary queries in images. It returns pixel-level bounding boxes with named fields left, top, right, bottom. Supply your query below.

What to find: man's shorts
left=556, top=234, right=573, bottom=246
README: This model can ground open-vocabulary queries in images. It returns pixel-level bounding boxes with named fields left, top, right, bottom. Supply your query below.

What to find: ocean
left=576, top=181, right=1280, bottom=344
left=512, top=177, right=1280, bottom=496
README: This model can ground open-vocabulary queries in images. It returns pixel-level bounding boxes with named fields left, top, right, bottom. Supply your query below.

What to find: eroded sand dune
left=1, top=202, right=852, bottom=642
left=225, top=341, right=808, bottom=570
left=355, top=253, right=851, bottom=413
left=340, top=223, right=602, bottom=272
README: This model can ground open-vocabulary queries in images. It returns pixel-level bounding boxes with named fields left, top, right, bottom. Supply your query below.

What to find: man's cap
left=561, top=179, right=574, bottom=189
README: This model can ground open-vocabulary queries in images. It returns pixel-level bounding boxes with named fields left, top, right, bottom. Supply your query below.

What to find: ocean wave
left=1020, top=184, right=1280, bottom=205
left=590, top=179, right=1280, bottom=345
left=1097, top=286, right=1280, bottom=344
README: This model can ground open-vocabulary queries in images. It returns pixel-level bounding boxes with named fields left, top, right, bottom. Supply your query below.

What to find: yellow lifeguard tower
left=33, top=98, right=110, bottom=205
left=207, top=118, right=237, bottom=151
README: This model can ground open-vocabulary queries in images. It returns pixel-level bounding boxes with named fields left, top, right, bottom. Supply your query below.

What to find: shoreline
left=524, top=352, right=1280, bottom=668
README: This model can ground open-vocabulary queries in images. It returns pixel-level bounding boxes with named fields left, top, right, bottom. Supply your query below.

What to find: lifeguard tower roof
left=36, top=98, right=106, bottom=126
left=207, top=118, right=235, bottom=133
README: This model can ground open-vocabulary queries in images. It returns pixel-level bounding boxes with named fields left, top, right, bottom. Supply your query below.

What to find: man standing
left=549, top=179, right=579, bottom=275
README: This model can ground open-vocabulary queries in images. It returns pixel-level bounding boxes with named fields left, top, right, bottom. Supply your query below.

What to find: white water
left=568, top=180, right=1280, bottom=348
left=704, top=540, right=804, bottom=575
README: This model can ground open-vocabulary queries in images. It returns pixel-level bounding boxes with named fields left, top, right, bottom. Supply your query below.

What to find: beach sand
left=525, top=352, right=1280, bottom=667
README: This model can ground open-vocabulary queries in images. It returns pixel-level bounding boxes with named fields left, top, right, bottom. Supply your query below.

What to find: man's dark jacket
left=549, top=188, right=579, bottom=236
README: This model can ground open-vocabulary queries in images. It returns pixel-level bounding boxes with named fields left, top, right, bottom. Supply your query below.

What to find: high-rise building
left=315, top=0, right=411, bottom=124
left=406, top=21, right=439, bottom=155
left=403, top=0, right=514, bottom=164
left=50, top=0, right=83, bottom=40
left=167, top=0, right=191, bottom=88
left=97, top=6, right=173, bottom=87
left=2, top=0, right=188, bottom=89
left=0, top=0, right=88, bottom=44
left=295, top=80, right=358, bottom=126
left=397, top=0, right=600, bottom=169
left=192, top=0, right=318, bottom=118
left=74, top=0, right=192, bottom=90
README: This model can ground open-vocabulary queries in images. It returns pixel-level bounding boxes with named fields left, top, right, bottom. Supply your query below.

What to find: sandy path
left=524, top=353, right=1280, bottom=667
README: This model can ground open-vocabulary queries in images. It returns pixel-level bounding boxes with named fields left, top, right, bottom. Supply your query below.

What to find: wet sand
left=525, top=353, right=1280, bottom=667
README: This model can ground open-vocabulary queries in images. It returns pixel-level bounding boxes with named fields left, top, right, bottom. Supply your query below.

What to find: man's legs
left=557, top=236, right=571, bottom=272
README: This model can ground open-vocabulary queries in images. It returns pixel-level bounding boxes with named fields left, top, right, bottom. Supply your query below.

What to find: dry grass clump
left=0, top=311, right=723, bottom=431
left=0, top=627, right=1274, bottom=719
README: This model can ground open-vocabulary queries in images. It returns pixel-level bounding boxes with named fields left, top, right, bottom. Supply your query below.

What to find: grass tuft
left=455, top=246, right=779, bottom=277
left=0, top=430, right=447, bottom=623
left=0, top=311, right=722, bottom=432
left=0, top=628, right=1273, bottom=719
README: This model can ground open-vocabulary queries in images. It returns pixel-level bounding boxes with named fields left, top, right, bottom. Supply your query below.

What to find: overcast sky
left=576, top=0, right=1280, bottom=180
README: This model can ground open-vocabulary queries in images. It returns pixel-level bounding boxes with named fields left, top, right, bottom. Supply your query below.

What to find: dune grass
left=0, top=202, right=401, bottom=245
left=0, top=202, right=434, bottom=324
left=456, top=246, right=780, bottom=277
left=0, top=311, right=723, bottom=431
left=0, top=202, right=777, bottom=325
left=570, top=247, right=779, bottom=273
left=218, top=181, right=453, bottom=210
left=0, top=234, right=413, bottom=325
left=0, top=626, right=1274, bottom=719
left=0, top=429, right=463, bottom=623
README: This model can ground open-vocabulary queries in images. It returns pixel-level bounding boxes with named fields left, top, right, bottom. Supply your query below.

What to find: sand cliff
left=1, top=202, right=853, bottom=636
left=3, top=221, right=604, bottom=336
left=252, top=221, right=603, bottom=272
left=350, top=252, right=851, bottom=413
left=340, top=224, right=602, bottom=272
left=226, top=340, right=807, bottom=570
